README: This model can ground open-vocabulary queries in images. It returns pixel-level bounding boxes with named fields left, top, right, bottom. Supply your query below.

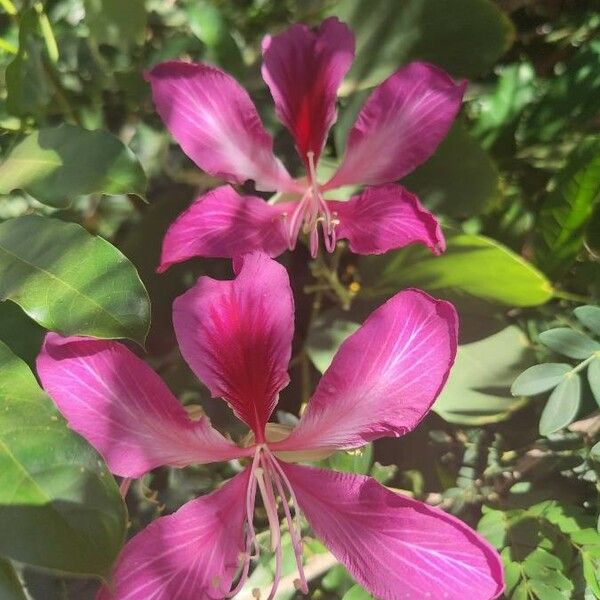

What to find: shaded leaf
left=329, top=0, right=514, bottom=92
left=539, top=328, right=600, bottom=360
left=342, top=585, right=374, bottom=600
left=0, top=559, right=26, bottom=600
left=434, top=326, right=532, bottom=425
left=589, top=358, right=600, bottom=406
left=84, top=0, right=147, bottom=48
left=534, top=137, right=600, bottom=277
left=539, top=374, right=581, bottom=436
left=575, top=306, right=600, bottom=337
left=0, top=215, right=150, bottom=344
left=511, top=363, right=572, bottom=396
left=0, top=340, right=126, bottom=577
left=0, top=124, right=147, bottom=208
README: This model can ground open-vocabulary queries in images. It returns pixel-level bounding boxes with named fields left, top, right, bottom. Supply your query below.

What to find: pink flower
left=146, top=18, right=466, bottom=272
left=36, top=253, right=503, bottom=600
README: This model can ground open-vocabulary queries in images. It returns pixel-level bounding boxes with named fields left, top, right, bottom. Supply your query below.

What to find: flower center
left=224, top=445, right=308, bottom=599
left=282, top=151, right=339, bottom=257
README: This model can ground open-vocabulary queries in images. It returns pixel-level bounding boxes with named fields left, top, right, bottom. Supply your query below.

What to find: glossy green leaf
left=539, top=328, right=600, bottom=359
left=0, top=340, right=126, bottom=577
left=0, top=124, right=147, bottom=208
left=0, top=559, right=26, bottom=600
left=402, top=121, right=501, bottom=218
left=575, top=306, right=600, bottom=337
left=0, top=215, right=150, bottom=344
left=5, top=8, right=52, bottom=117
left=361, top=233, right=553, bottom=307
left=539, top=374, right=581, bottom=436
left=434, top=326, right=532, bottom=425
left=342, top=585, right=374, bottom=600
left=534, top=137, right=600, bottom=277
left=511, top=363, right=572, bottom=396
left=589, top=358, right=600, bottom=406
left=84, top=0, right=147, bottom=47
left=329, top=0, right=514, bottom=92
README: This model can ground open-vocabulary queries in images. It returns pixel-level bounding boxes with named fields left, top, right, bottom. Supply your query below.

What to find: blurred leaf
left=471, top=62, right=536, bottom=149
left=370, top=461, right=397, bottom=485
left=511, top=363, right=572, bottom=396
left=534, top=137, right=600, bottom=277
left=589, top=358, right=600, bottom=406
left=539, top=374, right=581, bottom=436
left=402, top=121, right=501, bottom=218
left=361, top=233, right=553, bottom=307
left=84, top=0, right=147, bottom=47
left=306, top=309, right=360, bottom=373
left=328, top=444, right=373, bottom=475
left=575, top=306, right=600, bottom=337
left=0, top=340, right=126, bottom=577
left=520, top=40, right=600, bottom=144
left=330, top=0, right=514, bottom=92
left=342, top=585, right=374, bottom=600
left=434, top=326, right=531, bottom=425
left=5, top=8, right=52, bottom=117
left=539, top=328, right=600, bottom=360
left=0, top=124, right=147, bottom=208
left=0, top=215, right=150, bottom=344
left=0, top=559, right=26, bottom=600
left=0, top=301, right=43, bottom=367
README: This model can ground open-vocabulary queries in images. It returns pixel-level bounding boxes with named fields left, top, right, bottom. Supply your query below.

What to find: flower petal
left=158, top=185, right=292, bottom=271
left=173, top=252, right=294, bottom=439
left=328, top=183, right=445, bottom=255
left=261, top=17, right=354, bottom=163
left=146, top=61, right=295, bottom=192
left=325, top=62, right=466, bottom=190
left=97, top=469, right=250, bottom=600
left=271, top=289, right=457, bottom=454
left=281, top=463, right=504, bottom=600
left=36, top=334, right=244, bottom=478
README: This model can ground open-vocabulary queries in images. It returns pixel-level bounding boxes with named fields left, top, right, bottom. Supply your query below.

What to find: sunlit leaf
left=0, top=124, right=147, bottom=208
left=0, top=215, right=150, bottom=344
left=84, top=0, right=147, bottom=47
left=0, top=340, right=126, bottom=577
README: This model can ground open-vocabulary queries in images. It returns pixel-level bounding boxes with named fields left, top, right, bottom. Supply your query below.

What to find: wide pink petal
left=271, top=289, right=457, bottom=454
left=282, top=463, right=504, bottom=600
left=328, top=183, right=445, bottom=255
left=158, top=185, right=293, bottom=271
left=97, top=469, right=250, bottom=600
left=146, top=61, right=296, bottom=192
left=173, top=252, right=294, bottom=439
left=325, top=62, right=466, bottom=190
left=36, top=334, right=245, bottom=478
left=261, top=17, right=354, bottom=163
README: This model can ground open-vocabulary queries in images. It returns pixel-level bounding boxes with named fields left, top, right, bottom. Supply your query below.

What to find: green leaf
left=583, top=551, right=600, bottom=598
left=539, top=328, right=600, bottom=359
left=477, top=508, right=508, bottom=549
left=328, top=444, right=373, bottom=475
left=0, top=300, right=43, bottom=367
left=588, top=358, right=600, bottom=406
left=0, top=340, right=126, bottom=577
left=0, top=124, right=147, bottom=208
left=329, top=0, right=514, bottom=92
left=434, top=326, right=532, bottom=425
left=539, top=374, right=581, bottom=436
left=575, top=306, right=600, bottom=337
left=529, top=580, right=570, bottom=600
left=5, top=8, right=52, bottom=117
left=84, top=0, right=147, bottom=47
left=342, top=585, right=374, bottom=600
left=306, top=309, right=360, bottom=373
left=0, top=215, right=150, bottom=344
left=402, top=121, right=501, bottom=218
left=511, top=363, right=572, bottom=396
left=0, top=558, right=26, bottom=600
left=534, top=137, right=600, bottom=277
left=361, top=233, right=553, bottom=307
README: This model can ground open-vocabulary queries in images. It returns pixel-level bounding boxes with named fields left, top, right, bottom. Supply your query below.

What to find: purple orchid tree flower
left=146, top=18, right=466, bottom=271
left=36, top=253, right=503, bottom=599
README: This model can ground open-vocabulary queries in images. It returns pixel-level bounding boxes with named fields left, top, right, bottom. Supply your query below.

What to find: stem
left=311, top=247, right=353, bottom=309
left=34, top=2, right=59, bottom=63
left=570, top=353, right=599, bottom=375
left=552, top=288, right=592, bottom=303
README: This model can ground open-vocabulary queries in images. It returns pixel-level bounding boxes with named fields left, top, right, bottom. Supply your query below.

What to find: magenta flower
left=146, top=18, right=466, bottom=271
left=37, top=253, right=503, bottom=599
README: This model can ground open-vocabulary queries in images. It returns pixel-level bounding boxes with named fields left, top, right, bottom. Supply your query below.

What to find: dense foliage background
left=0, top=0, right=599, bottom=598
